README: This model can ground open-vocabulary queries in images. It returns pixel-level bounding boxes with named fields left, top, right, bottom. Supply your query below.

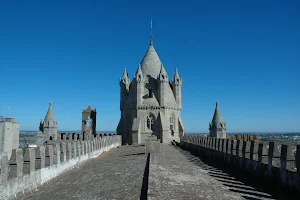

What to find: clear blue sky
left=0, top=0, right=299, bottom=132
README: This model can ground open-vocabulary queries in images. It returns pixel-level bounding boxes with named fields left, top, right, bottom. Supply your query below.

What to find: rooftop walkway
left=18, top=144, right=297, bottom=200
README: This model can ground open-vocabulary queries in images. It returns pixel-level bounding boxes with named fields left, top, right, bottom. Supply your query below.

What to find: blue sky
left=0, top=0, right=299, bottom=132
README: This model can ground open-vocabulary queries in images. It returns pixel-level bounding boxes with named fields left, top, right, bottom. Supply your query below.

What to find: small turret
left=172, top=68, right=182, bottom=109
left=158, top=64, right=169, bottom=107
left=135, top=64, right=145, bottom=107
left=43, top=101, right=58, bottom=140
left=209, top=102, right=226, bottom=138
left=120, top=68, right=130, bottom=109
left=158, top=64, right=169, bottom=83
left=120, top=68, right=130, bottom=87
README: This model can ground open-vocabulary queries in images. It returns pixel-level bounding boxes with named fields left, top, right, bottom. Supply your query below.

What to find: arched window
left=146, top=115, right=155, bottom=131
left=86, top=116, right=91, bottom=127
left=149, top=89, right=153, bottom=98
left=170, top=114, right=175, bottom=136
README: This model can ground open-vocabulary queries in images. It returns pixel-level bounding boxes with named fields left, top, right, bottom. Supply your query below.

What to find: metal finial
left=150, top=19, right=153, bottom=45
left=8, top=106, right=10, bottom=118
left=216, top=101, right=218, bottom=107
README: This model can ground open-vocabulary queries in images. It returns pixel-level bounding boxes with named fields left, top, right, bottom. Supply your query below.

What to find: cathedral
left=117, top=36, right=185, bottom=144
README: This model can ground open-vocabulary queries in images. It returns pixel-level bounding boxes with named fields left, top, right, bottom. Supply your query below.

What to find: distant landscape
left=20, top=131, right=300, bottom=146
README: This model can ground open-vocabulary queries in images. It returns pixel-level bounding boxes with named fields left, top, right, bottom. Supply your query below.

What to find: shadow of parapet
left=140, top=153, right=150, bottom=200
left=177, top=147, right=299, bottom=200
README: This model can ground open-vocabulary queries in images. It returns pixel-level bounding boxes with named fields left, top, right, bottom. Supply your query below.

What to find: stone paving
left=20, top=144, right=147, bottom=200
left=18, top=144, right=290, bottom=200
left=148, top=145, right=275, bottom=200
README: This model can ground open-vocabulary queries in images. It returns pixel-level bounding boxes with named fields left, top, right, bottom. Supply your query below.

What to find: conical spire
left=211, top=101, right=223, bottom=124
left=160, top=64, right=167, bottom=75
left=121, top=68, right=130, bottom=84
left=44, top=101, right=55, bottom=122
left=150, top=19, right=153, bottom=45
left=158, top=64, right=169, bottom=82
left=140, top=41, right=161, bottom=79
left=135, top=64, right=143, bottom=77
left=172, top=68, right=182, bottom=85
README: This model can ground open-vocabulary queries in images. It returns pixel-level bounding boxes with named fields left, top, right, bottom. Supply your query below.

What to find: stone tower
left=43, top=101, right=58, bottom=140
left=0, top=117, right=20, bottom=159
left=82, top=105, right=96, bottom=139
left=117, top=34, right=185, bottom=144
left=209, top=102, right=226, bottom=138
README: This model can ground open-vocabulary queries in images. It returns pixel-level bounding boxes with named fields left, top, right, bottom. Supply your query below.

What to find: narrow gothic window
left=151, top=118, right=154, bottom=131
left=147, top=115, right=155, bottom=131
left=149, top=89, right=153, bottom=98
left=170, top=115, right=175, bottom=136
left=147, top=118, right=150, bottom=129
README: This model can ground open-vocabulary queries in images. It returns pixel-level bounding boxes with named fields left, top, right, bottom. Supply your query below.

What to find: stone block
left=60, top=142, right=66, bottom=163
left=258, top=143, right=263, bottom=164
left=45, top=145, right=54, bottom=167
left=23, top=148, right=35, bottom=174
left=73, top=133, right=78, bottom=141
left=63, top=134, right=67, bottom=141
left=268, top=141, right=280, bottom=169
left=79, top=134, right=83, bottom=141
left=35, top=146, right=45, bottom=170
left=72, top=142, right=77, bottom=158
left=231, top=140, right=236, bottom=155
left=54, top=143, right=60, bottom=165
left=236, top=140, right=242, bottom=157
left=66, top=143, right=72, bottom=160
left=280, top=144, right=288, bottom=184
left=8, top=148, right=23, bottom=178
left=0, top=152, right=9, bottom=182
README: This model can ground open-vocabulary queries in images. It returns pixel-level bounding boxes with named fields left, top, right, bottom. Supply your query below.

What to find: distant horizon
left=20, top=130, right=300, bottom=134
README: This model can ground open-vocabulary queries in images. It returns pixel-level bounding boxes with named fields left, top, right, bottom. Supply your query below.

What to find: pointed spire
left=150, top=19, right=153, bottom=45
left=173, top=68, right=180, bottom=79
left=122, top=68, right=127, bottom=79
left=172, top=68, right=182, bottom=85
left=44, top=101, right=55, bottom=122
left=159, top=64, right=168, bottom=81
left=136, top=63, right=143, bottom=76
left=120, top=68, right=130, bottom=85
left=135, top=63, right=144, bottom=83
left=212, top=101, right=223, bottom=124
left=160, top=64, right=167, bottom=76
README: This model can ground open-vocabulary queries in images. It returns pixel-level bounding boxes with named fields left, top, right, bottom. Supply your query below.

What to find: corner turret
left=209, top=102, right=226, bottom=138
left=158, top=64, right=169, bottom=107
left=120, top=68, right=130, bottom=109
left=135, top=64, right=145, bottom=107
left=172, top=68, right=182, bottom=109
left=43, top=101, right=58, bottom=140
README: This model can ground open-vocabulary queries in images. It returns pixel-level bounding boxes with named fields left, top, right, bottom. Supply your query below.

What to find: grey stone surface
left=209, top=102, right=227, bottom=138
left=21, top=145, right=147, bottom=200
left=117, top=39, right=184, bottom=145
left=145, top=137, right=160, bottom=154
left=0, top=118, right=20, bottom=160
left=148, top=144, right=275, bottom=200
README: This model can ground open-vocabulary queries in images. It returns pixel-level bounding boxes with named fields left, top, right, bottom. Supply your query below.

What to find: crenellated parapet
left=0, top=135, right=122, bottom=199
left=180, top=134, right=300, bottom=192
left=227, top=133, right=260, bottom=141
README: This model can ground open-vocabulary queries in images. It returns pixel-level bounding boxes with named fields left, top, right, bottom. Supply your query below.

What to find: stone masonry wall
left=0, top=135, right=122, bottom=200
left=180, top=134, right=300, bottom=192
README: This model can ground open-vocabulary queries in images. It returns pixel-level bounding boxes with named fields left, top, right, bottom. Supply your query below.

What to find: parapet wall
left=0, top=135, right=122, bottom=200
left=226, top=134, right=260, bottom=141
left=180, top=134, right=300, bottom=192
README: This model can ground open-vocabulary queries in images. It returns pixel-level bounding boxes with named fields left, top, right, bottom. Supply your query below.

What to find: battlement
left=180, top=134, right=300, bottom=192
left=227, top=134, right=260, bottom=141
left=0, top=135, right=122, bottom=199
